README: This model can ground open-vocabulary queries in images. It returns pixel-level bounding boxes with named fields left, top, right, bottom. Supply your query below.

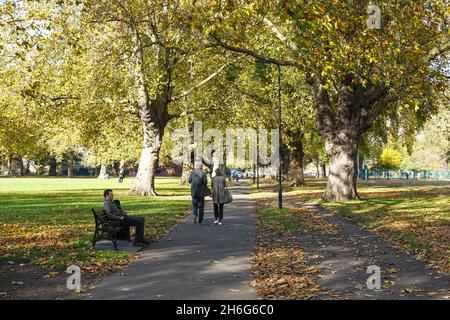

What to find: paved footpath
left=88, top=182, right=257, bottom=300
left=285, top=200, right=450, bottom=300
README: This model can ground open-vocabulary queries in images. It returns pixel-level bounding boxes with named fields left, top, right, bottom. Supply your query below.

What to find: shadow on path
left=88, top=182, right=257, bottom=300
left=286, top=200, right=450, bottom=300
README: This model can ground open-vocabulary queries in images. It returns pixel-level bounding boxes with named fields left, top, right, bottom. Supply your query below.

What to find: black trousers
left=192, top=197, right=205, bottom=223
left=213, top=203, right=224, bottom=221
left=121, top=216, right=145, bottom=242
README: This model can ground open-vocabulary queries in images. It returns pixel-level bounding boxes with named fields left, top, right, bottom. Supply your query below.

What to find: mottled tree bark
left=323, top=134, right=359, bottom=201
left=130, top=120, right=164, bottom=196
left=127, top=19, right=173, bottom=197
left=126, top=17, right=227, bottom=195
left=97, top=163, right=107, bottom=179
left=67, top=155, right=74, bottom=178
left=308, top=76, right=392, bottom=201
left=180, top=162, right=194, bottom=184
left=119, top=160, right=126, bottom=176
left=289, top=138, right=306, bottom=187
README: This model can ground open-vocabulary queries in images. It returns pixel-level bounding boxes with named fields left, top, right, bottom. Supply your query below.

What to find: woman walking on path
left=211, top=168, right=233, bottom=225
left=188, top=162, right=209, bottom=225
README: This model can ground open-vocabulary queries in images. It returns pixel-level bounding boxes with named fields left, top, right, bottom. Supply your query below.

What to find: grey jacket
left=103, top=200, right=127, bottom=221
left=211, top=175, right=229, bottom=204
left=188, top=169, right=207, bottom=198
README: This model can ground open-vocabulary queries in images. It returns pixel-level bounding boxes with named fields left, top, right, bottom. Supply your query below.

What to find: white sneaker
left=214, top=220, right=218, bottom=225
left=218, top=221, right=223, bottom=225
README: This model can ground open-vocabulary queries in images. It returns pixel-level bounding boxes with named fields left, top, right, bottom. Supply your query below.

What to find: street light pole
left=277, top=64, right=282, bottom=209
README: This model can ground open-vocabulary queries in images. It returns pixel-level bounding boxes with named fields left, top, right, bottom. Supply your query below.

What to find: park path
left=88, top=182, right=257, bottom=300
left=283, top=199, right=450, bottom=299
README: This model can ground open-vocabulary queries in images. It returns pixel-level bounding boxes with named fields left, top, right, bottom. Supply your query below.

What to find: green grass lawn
left=251, top=178, right=450, bottom=273
left=0, top=177, right=191, bottom=273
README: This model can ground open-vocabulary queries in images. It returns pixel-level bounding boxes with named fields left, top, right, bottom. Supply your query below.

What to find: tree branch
left=168, top=106, right=228, bottom=120
left=425, top=35, right=450, bottom=62
left=307, top=76, right=335, bottom=139
left=211, top=34, right=299, bottom=67
left=171, top=60, right=233, bottom=101
left=360, top=90, right=398, bottom=133
left=262, top=17, right=299, bottom=53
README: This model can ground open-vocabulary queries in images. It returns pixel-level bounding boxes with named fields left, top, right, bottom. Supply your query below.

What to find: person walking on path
left=188, top=162, right=209, bottom=225
left=211, top=168, right=233, bottom=225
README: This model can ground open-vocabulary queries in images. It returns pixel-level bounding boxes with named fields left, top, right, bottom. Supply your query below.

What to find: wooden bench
left=91, top=207, right=130, bottom=250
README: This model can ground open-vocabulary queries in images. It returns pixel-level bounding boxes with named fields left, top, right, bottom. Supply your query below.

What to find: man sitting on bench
left=103, top=189, right=150, bottom=247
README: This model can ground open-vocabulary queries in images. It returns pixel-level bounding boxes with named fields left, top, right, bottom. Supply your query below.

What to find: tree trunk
left=97, top=163, right=107, bottom=179
left=7, top=153, right=13, bottom=175
left=180, top=162, right=193, bottom=184
left=18, top=156, right=24, bottom=176
left=67, top=156, right=74, bottom=179
left=321, top=162, right=327, bottom=178
left=357, top=154, right=364, bottom=179
left=128, top=29, right=171, bottom=196
left=113, top=161, right=121, bottom=177
left=119, top=160, right=126, bottom=176
left=280, top=142, right=290, bottom=181
left=323, top=137, right=359, bottom=201
left=315, top=161, right=320, bottom=179
left=48, top=158, right=57, bottom=176
left=307, top=75, right=390, bottom=201
left=289, top=139, right=306, bottom=187
left=22, top=158, right=31, bottom=175
left=130, top=123, right=163, bottom=196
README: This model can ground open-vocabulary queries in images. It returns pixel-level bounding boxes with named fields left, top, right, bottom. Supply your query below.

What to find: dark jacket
left=188, top=169, right=208, bottom=198
left=103, top=200, right=127, bottom=221
left=211, top=175, right=229, bottom=204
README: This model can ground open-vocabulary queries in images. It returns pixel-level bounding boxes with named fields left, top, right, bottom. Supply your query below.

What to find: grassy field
left=0, top=177, right=191, bottom=273
left=251, top=178, right=450, bottom=273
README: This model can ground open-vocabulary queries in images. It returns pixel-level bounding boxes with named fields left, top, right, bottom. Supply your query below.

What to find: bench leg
left=92, top=229, right=99, bottom=249
left=112, top=230, right=118, bottom=251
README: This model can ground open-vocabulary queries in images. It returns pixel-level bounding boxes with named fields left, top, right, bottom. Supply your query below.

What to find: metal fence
left=359, top=168, right=450, bottom=180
